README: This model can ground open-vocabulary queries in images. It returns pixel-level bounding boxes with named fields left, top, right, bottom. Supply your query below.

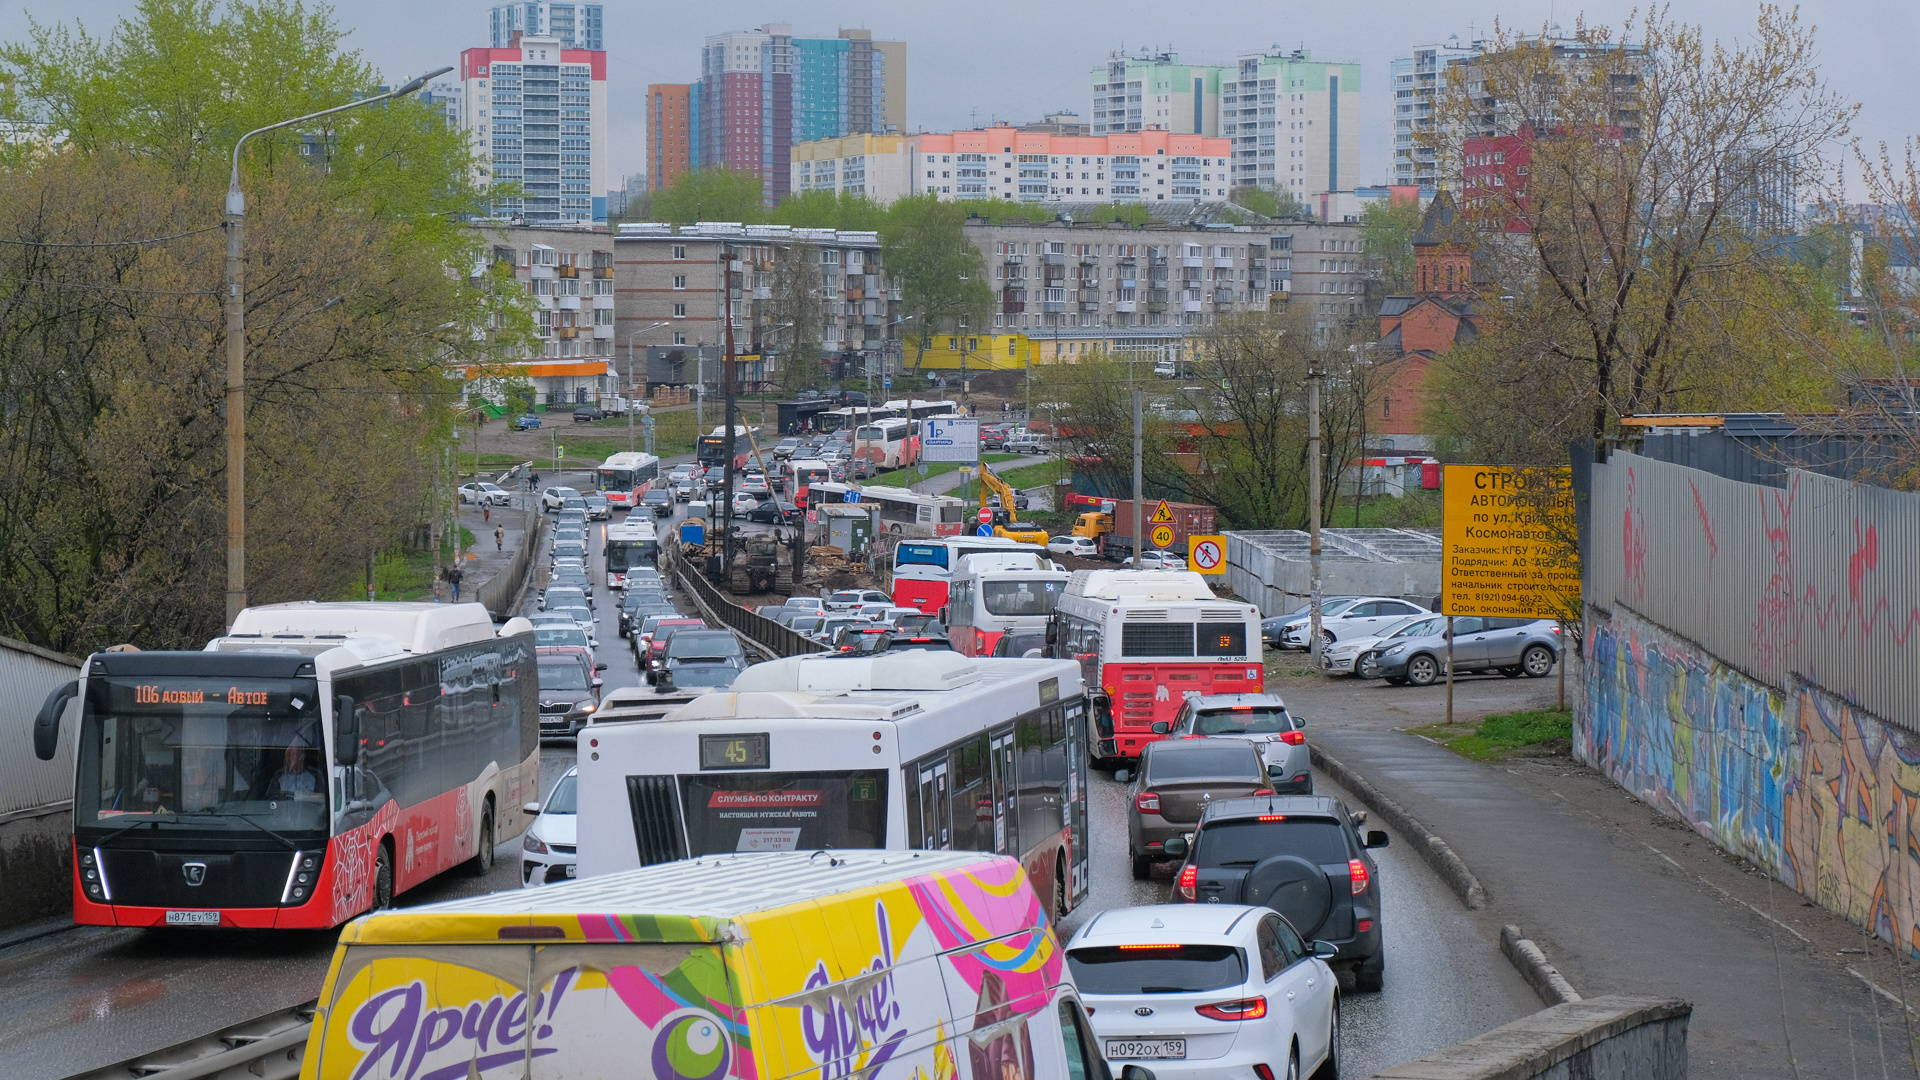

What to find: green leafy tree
left=1229, top=186, right=1304, bottom=220
left=1359, top=199, right=1423, bottom=296
left=880, top=194, right=994, bottom=370
left=645, top=167, right=766, bottom=224
left=768, top=188, right=887, bottom=231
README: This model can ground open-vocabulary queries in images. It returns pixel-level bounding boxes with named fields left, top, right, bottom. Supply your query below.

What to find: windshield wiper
left=187, top=809, right=302, bottom=851
left=83, top=815, right=173, bottom=846
left=1138, top=986, right=1200, bottom=994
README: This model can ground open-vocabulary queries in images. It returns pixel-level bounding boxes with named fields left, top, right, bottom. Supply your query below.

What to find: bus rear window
left=676, top=771, right=887, bottom=855
left=896, top=544, right=946, bottom=568
left=1197, top=623, right=1248, bottom=656
left=983, top=580, right=1063, bottom=616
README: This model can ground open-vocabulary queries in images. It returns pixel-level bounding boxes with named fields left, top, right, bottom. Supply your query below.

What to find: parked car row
left=1262, top=594, right=1562, bottom=686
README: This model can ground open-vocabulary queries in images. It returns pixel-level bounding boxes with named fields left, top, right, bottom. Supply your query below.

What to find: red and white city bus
left=789, top=459, right=834, bottom=506
left=32, top=602, right=539, bottom=929
left=891, top=534, right=1051, bottom=613
left=807, top=483, right=969, bottom=540
left=948, top=569, right=1070, bottom=657
left=696, top=426, right=754, bottom=471
left=1051, top=569, right=1265, bottom=765
left=852, top=416, right=919, bottom=468
left=595, top=451, right=660, bottom=509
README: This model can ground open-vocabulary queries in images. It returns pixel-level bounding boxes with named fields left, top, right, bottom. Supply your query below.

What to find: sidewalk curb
left=1501, top=924, right=1582, bottom=1005
left=1309, top=745, right=1488, bottom=910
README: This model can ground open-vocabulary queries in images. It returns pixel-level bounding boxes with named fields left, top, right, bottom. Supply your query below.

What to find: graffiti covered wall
left=1582, top=603, right=1920, bottom=954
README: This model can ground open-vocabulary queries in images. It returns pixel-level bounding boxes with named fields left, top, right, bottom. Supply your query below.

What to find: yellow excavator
left=977, top=463, right=1050, bottom=545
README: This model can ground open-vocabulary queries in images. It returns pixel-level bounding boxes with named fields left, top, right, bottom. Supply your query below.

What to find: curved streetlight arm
left=226, top=66, right=454, bottom=214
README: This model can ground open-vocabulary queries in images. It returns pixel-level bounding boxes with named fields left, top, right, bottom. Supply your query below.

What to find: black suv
left=1166, top=794, right=1390, bottom=991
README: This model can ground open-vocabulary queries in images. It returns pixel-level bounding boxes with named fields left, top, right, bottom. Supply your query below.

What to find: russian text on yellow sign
left=1189, top=535, right=1227, bottom=574
left=1440, top=464, right=1580, bottom=619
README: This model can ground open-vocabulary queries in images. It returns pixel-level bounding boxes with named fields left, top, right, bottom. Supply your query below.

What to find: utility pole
left=1307, top=359, right=1325, bottom=667
left=1132, top=388, right=1144, bottom=570
left=721, top=245, right=739, bottom=581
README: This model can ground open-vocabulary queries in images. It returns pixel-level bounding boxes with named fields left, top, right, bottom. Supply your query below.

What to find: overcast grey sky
left=5, top=1, right=1911, bottom=194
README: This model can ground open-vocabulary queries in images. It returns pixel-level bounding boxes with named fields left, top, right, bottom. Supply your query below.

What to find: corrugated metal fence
left=1588, top=451, right=1920, bottom=730
left=0, top=636, right=79, bottom=820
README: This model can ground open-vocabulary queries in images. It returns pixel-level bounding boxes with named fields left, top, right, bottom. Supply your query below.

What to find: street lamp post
left=223, top=66, right=451, bottom=626
left=624, top=322, right=669, bottom=453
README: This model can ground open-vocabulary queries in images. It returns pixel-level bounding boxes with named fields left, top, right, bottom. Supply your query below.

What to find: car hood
left=529, top=811, right=576, bottom=848
left=1327, top=634, right=1391, bottom=656
left=538, top=688, right=594, bottom=708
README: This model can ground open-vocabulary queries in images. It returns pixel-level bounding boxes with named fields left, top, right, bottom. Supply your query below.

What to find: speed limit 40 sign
left=1189, top=534, right=1227, bottom=575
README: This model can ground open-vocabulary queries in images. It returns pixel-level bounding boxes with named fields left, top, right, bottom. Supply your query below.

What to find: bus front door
left=918, top=762, right=950, bottom=850
left=990, top=731, right=1018, bottom=857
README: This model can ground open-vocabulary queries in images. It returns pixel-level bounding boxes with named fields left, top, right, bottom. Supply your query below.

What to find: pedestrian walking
left=483, top=504, right=491, bottom=524
left=495, top=525, right=505, bottom=552
left=448, top=565, right=465, bottom=603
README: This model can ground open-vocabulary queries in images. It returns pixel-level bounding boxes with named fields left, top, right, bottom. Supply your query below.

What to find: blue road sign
left=883, top=377, right=892, bottom=388
left=976, top=523, right=994, bottom=536
left=844, top=490, right=861, bottom=503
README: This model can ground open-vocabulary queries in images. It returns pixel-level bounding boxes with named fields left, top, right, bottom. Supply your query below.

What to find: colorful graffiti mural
left=1582, top=604, right=1920, bottom=955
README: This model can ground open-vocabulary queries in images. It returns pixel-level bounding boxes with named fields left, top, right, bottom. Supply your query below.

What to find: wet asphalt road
left=0, top=491, right=1540, bottom=1079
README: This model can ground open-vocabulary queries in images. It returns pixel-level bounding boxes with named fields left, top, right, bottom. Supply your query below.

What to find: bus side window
left=948, top=734, right=990, bottom=853
left=905, top=767, right=924, bottom=848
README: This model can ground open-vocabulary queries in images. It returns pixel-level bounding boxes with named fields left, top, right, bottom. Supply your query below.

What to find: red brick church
left=1369, top=191, right=1478, bottom=454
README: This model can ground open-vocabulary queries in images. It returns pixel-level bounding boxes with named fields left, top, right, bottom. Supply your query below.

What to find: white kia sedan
left=1067, top=903, right=1339, bottom=1080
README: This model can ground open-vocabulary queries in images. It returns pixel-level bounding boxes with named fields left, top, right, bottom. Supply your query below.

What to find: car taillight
left=1251, top=789, right=1272, bottom=796
left=1276, top=730, right=1305, bottom=746
left=1195, top=997, right=1267, bottom=1021
left=1175, top=863, right=1197, bottom=901
left=1349, top=858, right=1370, bottom=895
left=1135, top=792, right=1160, bottom=813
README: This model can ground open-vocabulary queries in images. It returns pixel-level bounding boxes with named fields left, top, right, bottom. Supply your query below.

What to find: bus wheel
left=374, top=842, right=395, bottom=910
left=465, top=801, right=496, bottom=877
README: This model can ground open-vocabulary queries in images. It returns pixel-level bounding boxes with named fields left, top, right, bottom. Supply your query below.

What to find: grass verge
left=1410, top=708, right=1572, bottom=762
left=995, top=457, right=1069, bottom=489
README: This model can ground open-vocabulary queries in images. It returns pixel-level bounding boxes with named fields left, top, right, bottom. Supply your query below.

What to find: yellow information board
left=1441, top=465, right=1580, bottom=618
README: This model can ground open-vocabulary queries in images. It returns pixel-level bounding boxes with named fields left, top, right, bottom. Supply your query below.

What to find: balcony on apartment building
left=1002, top=287, right=1027, bottom=315
left=1213, top=288, right=1235, bottom=305
left=1184, top=290, right=1204, bottom=312
left=1116, top=299, right=1137, bottom=313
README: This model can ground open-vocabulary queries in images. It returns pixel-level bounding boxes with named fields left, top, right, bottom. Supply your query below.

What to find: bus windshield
left=606, top=539, right=658, bottom=574
left=77, top=675, right=328, bottom=833
left=895, top=543, right=947, bottom=568
left=855, top=425, right=885, bottom=441
left=599, top=469, right=637, bottom=490
left=982, top=579, right=1064, bottom=616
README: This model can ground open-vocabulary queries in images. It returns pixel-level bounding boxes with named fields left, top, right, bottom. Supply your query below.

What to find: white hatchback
left=1049, top=535, right=1099, bottom=557
left=520, top=768, right=578, bottom=887
left=1068, top=903, right=1339, bottom=1080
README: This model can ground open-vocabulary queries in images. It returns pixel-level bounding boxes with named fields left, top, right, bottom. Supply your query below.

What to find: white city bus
left=891, top=535, right=1051, bottom=613
left=575, top=650, right=1092, bottom=916
left=852, top=416, right=918, bottom=469
left=1053, top=569, right=1265, bottom=765
left=807, top=482, right=969, bottom=538
left=32, top=603, right=539, bottom=929
left=949, top=569, right=1070, bottom=657
left=603, top=519, right=659, bottom=588
left=595, top=452, right=660, bottom=509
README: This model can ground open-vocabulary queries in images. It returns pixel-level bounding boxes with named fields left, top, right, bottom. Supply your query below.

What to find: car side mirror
left=523, top=801, right=541, bottom=815
left=1121, top=1066, right=1158, bottom=1080
left=1045, top=622, right=1058, bottom=644
left=1149, top=721, right=1170, bottom=735
left=33, top=680, right=77, bottom=761
left=595, top=663, right=608, bottom=671
left=1292, top=715, right=1306, bottom=728
left=1114, top=767, right=1131, bottom=783
left=591, top=678, right=603, bottom=689
left=1162, top=836, right=1189, bottom=858
left=334, top=696, right=359, bottom=767
left=1365, top=830, right=1389, bottom=849
left=1312, top=940, right=1339, bottom=960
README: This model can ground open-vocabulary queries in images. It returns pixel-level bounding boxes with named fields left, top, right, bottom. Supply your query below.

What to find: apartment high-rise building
left=648, top=83, right=696, bottom=192
left=1222, top=48, right=1360, bottom=197
left=459, top=35, right=609, bottom=224
left=1089, top=52, right=1227, bottom=137
left=696, top=25, right=904, bottom=205
left=909, top=127, right=1232, bottom=204
left=792, top=134, right=910, bottom=201
left=1389, top=41, right=1480, bottom=189
left=489, top=2, right=603, bottom=50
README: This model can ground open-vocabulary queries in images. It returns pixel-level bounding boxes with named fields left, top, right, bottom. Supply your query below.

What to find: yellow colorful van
left=300, top=850, right=1115, bottom=1080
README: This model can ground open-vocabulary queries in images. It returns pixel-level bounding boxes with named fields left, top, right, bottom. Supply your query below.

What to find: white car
left=1275, top=596, right=1428, bottom=649
left=1067, top=903, right=1338, bottom=1080
left=729, top=491, right=764, bottom=515
left=1138, top=550, right=1187, bottom=571
left=540, top=485, right=583, bottom=512
left=459, top=482, right=511, bottom=506
left=823, top=588, right=892, bottom=613
left=520, top=768, right=577, bottom=887
left=1049, top=535, right=1098, bottom=557
left=1322, top=612, right=1448, bottom=675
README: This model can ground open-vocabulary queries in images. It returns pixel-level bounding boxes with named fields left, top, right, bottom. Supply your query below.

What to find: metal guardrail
left=476, top=508, right=544, bottom=620
left=69, top=1001, right=315, bottom=1080
left=670, top=546, right=825, bottom=660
